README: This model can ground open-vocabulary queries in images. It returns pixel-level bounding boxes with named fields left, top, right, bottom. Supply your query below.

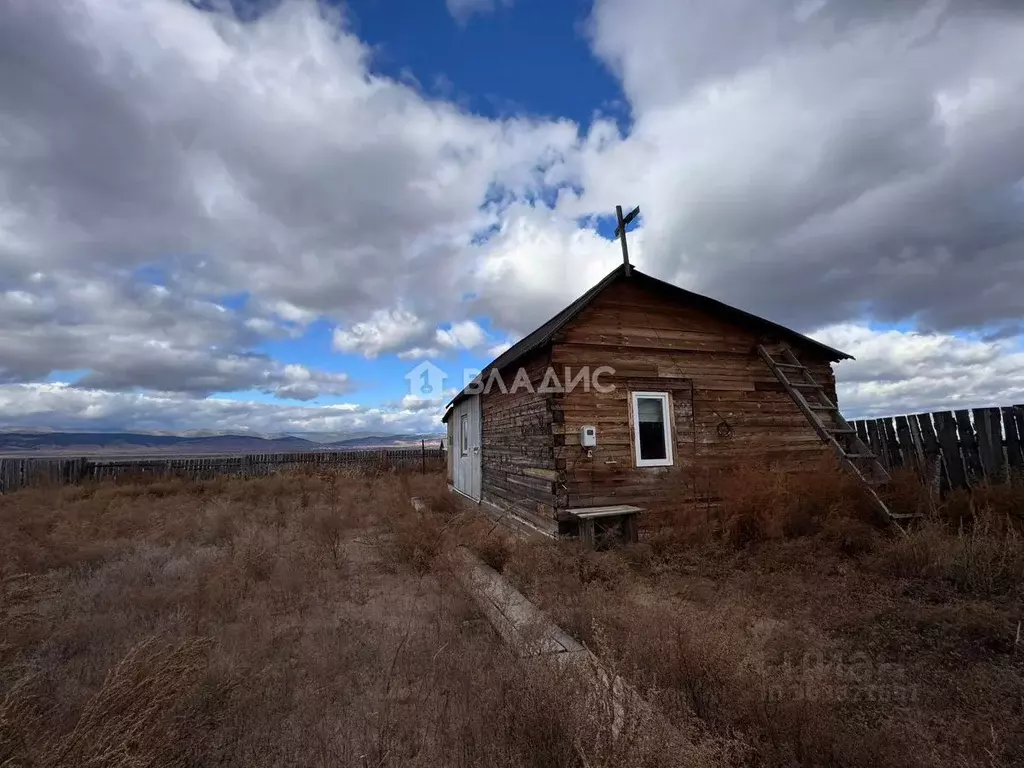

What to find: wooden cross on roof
left=614, top=204, right=640, bottom=277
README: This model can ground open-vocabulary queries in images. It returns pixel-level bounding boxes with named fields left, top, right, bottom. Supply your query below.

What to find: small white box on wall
left=579, top=425, right=597, bottom=447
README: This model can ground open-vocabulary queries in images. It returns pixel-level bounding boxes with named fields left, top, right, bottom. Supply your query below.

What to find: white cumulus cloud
left=1, top=0, right=1022, bottom=432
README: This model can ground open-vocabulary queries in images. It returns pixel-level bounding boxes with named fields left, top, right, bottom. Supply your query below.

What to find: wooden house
left=442, top=264, right=883, bottom=544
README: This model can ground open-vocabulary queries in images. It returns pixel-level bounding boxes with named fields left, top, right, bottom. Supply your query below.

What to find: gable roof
left=444, top=264, right=851, bottom=413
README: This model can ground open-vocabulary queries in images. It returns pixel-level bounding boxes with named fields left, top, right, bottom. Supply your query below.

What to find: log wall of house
left=550, top=280, right=838, bottom=525
left=479, top=348, right=559, bottom=534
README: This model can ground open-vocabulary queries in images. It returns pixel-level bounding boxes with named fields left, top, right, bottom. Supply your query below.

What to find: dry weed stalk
left=41, top=636, right=211, bottom=768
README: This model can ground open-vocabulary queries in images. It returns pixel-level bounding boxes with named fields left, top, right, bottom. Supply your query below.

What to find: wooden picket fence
left=0, top=447, right=447, bottom=494
left=848, top=405, right=1024, bottom=490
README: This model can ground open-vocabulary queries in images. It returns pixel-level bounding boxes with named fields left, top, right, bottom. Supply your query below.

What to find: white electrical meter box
left=580, top=425, right=597, bottom=448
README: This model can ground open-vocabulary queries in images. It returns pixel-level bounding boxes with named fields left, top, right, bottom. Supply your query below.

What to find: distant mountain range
left=0, top=431, right=445, bottom=456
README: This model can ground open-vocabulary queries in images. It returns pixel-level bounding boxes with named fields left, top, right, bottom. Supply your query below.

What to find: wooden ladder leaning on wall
left=756, top=343, right=920, bottom=530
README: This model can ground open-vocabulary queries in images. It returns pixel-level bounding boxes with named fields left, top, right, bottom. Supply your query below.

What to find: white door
left=454, top=395, right=482, bottom=501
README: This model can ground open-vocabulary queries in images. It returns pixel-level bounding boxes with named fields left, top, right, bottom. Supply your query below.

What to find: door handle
left=473, top=447, right=480, bottom=454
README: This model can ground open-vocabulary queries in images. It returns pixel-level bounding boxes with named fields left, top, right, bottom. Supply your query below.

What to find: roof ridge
left=445, top=264, right=849, bottom=411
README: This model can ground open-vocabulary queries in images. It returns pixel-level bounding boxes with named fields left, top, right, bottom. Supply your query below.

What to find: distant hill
left=0, top=431, right=443, bottom=456
left=326, top=435, right=443, bottom=449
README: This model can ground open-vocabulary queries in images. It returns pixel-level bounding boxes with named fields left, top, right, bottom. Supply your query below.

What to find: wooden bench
left=568, top=505, right=643, bottom=548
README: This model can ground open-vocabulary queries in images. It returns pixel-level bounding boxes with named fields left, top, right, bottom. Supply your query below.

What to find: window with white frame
left=631, top=392, right=673, bottom=467
left=460, top=413, right=469, bottom=456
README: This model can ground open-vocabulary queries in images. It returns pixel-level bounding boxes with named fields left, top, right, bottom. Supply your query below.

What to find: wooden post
left=579, top=518, right=595, bottom=548
left=866, top=420, right=887, bottom=468
left=855, top=420, right=869, bottom=448
left=1013, top=406, right=1024, bottom=473
left=622, top=514, right=638, bottom=544
left=973, top=407, right=1004, bottom=482
left=894, top=416, right=915, bottom=471
left=903, top=416, right=924, bottom=473
left=882, top=418, right=902, bottom=468
left=915, top=413, right=940, bottom=460
left=935, top=411, right=967, bottom=489
left=1003, top=406, right=1024, bottom=473
left=913, top=413, right=943, bottom=489
left=987, top=407, right=1006, bottom=481
left=954, top=409, right=984, bottom=482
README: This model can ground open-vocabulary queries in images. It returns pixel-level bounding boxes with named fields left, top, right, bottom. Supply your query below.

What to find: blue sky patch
left=344, top=0, right=626, bottom=129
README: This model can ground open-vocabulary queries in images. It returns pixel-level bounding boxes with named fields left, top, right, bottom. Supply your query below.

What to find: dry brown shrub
left=302, top=503, right=348, bottom=566
left=2, top=636, right=217, bottom=768
left=501, top=538, right=561, bottom=597
left=967, top=481, right=1024, bottom=529
left=196, top=499, right=236, bottom=547
left=233, top=527, right=277, bottom=583
left=943, top=517, right=1024, bottom=596
left=619, top=540, right=663, bottom=575
left=878, top=475, right=1024, bottom=597
left=535, top=593, right=909, bottom=767
left=51, top=636, right=214, bottom=767
left=390, top=505, right=446, bottom=574
left=880, top=466, right=936, bottom=519
left=572, top=547, right=631, bottom=588
left=476, top=534, right=511, bottom=572
left=715, top=462, right=791, bottom=545
left=0, top=674, right=37, bottom=762
left=714, top=457, right=876, bottom=547
left=822, top=515, right=877, bottom=556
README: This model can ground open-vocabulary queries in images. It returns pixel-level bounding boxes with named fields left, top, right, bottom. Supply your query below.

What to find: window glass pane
left=637, top=398, right=665, bottom=423
left=460, top=414, right=469, bottom=455
left=637, top=397, right=667, bottom=461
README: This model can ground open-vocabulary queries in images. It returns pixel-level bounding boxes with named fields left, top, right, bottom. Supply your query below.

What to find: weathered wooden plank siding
left=552, top=373, right=695, bottom=515
left=895, top=416, right=917, bottom=472
left=850, top=404, right=1024, bottom=490
left=1005, top=407, right=1024, bottom=471
left=0, top=448, right=446, bottom=494
left=550, top=280, right=837, bottom=524
left=446, top=419, right=455, bottom=484
left=479, top=349, right=558, bottom=533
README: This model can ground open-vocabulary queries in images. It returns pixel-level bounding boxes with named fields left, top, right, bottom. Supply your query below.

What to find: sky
left=1, top=0, right=1023, bottom=437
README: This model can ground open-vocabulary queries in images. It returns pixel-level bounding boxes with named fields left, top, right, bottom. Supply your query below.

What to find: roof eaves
left=444, top=265, right=625, bottom=410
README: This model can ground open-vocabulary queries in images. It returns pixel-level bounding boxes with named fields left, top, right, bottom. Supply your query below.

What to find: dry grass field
left=0, top=470, right=684, bottom=767
left=1, top=461, right=1022, bottom=766
left=493, top=461, right=1024, bottom=767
